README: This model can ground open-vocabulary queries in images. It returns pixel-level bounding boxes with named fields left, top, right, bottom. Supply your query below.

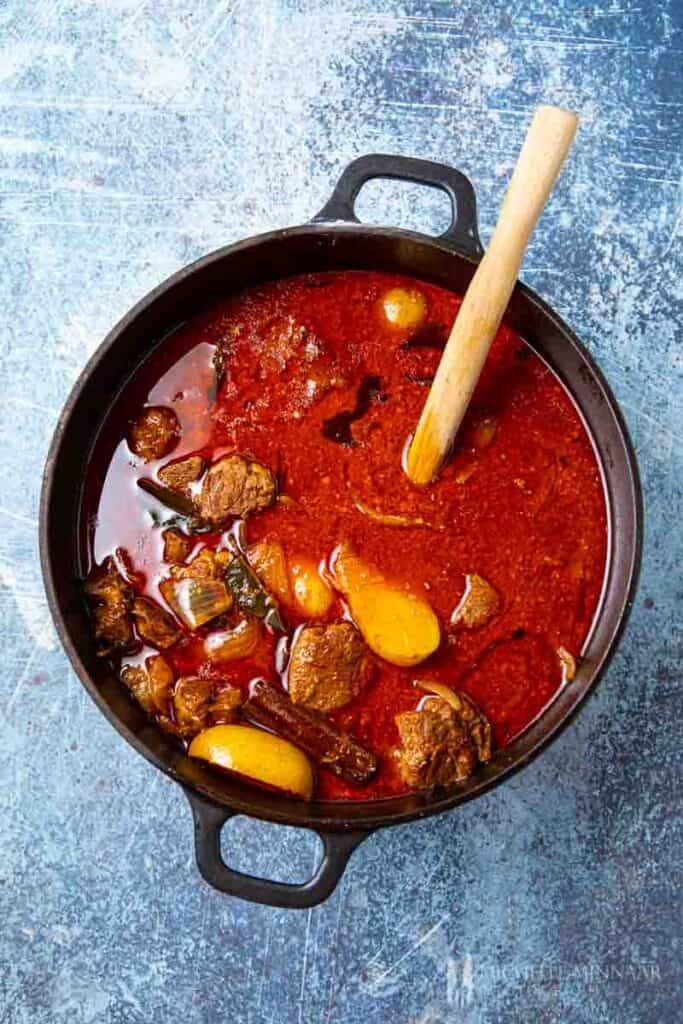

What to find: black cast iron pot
left=40, top=155, right=642, bottom=908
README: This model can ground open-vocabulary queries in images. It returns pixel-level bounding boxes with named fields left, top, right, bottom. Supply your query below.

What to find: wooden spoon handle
left=405, top=105, right=578, bottom=485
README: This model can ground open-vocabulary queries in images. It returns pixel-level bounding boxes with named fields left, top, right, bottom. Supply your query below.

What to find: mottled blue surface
left=1, top=1, right=681, bottom=1022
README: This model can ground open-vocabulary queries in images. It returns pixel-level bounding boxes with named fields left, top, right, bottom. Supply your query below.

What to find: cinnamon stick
left=243, top=679, right=378, bottom=786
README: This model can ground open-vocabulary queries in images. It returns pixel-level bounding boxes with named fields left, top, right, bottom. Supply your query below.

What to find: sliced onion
left=557, top=646, right=576, bottom=684
left=350, top=496, right=435, bottom=529
left=160, top=577, right=232, bottom=630
left=415, top=678, right=463, bottom=711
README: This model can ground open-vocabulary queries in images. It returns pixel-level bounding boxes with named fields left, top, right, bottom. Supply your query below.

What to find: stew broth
left=83, top=271, right=607, bottom=801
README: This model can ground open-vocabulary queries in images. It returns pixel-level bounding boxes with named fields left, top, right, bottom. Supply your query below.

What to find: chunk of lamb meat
left=159, top=548, right=234, bottom=630
left=196, top=454, right=276, bottom=524
left=121, top=654, right=174, bottom=716
left=172, top=677, right=242, bottom=737
left=158, top=454, right=204, bottom=495
left=162, top=528, right=194, bottom=564
left=450, top=573, right=500, bottom=630
left=395, top=693, right=492, bottom=789
left=128, top=406, right=179, bottom=462
left=132, top=596, right=181, bottom=649
left=287, top=622, right=374, bottom=713
left=210, top=686, right=243, bottom=725
left=170, top=547, right=229, bottom=581
left=121, top=665, right=153, bottom=714
left=84, top=557, right=135, bottom=655
left=173, top=676, right=212, bottom=736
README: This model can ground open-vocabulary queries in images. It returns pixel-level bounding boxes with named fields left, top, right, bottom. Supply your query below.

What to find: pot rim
left=40, top=219, right=643, bottom=833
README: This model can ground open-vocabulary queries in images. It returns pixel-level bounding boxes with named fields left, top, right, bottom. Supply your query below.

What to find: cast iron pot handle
left=185, top=790, right=367, bottom=908
left=313, top=153, right=483, bottom=258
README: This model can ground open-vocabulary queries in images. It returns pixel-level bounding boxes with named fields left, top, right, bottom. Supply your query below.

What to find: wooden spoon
left=405, top=105, right=578, bottom=486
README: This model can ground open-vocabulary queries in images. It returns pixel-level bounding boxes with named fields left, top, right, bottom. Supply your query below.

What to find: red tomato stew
left=82, top=271, right=607, bottom=802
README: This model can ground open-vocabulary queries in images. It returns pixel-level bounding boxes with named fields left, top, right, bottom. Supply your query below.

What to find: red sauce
left=86, top=271, right=607, bottom=801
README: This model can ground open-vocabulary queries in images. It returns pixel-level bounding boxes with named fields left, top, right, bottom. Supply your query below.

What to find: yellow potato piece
left=380, top=287, right=427, bottom=330
left=189, top=724, right=314, bottom=800
left=290, top=558, right=334, bottom=617
left=332, top=543, right=440, bottom=667
left=250, top=542, right=333, bottom=618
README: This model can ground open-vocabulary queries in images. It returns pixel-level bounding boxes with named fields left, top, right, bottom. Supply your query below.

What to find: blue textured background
left=1, top=2, right=681, bottom=1022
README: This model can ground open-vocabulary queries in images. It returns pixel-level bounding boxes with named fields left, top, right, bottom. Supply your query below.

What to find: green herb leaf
left=222, top=551, right=286, bottom=633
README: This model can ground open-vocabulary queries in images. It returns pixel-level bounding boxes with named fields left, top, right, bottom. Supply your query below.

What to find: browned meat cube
left=209, top=686, right=243, bottom=725
left=196, top=454, right=276, bottom=524
left=132, top=596, right=181, bottom=649
left=121, top=665, right=153, bottom=714
left=121, top=654, right=174, bottom=716
left=287, top=622, right=374, bottom=713
left=147, top=654, right=175, bottom=712
left=395, top=692, right=491, bottom=789
left=158, top=454, right=204, bottom=495
left=169, top=547, right=230, bottom=581
left=83, top=557, right=135, bottom=656
left=162, top=528, right=194, bottom=564
left=449, top=573, right=500, bottom=630
left=128, top=406, right=179, bottom=462
left=173, top=676, right=213, bottom=737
